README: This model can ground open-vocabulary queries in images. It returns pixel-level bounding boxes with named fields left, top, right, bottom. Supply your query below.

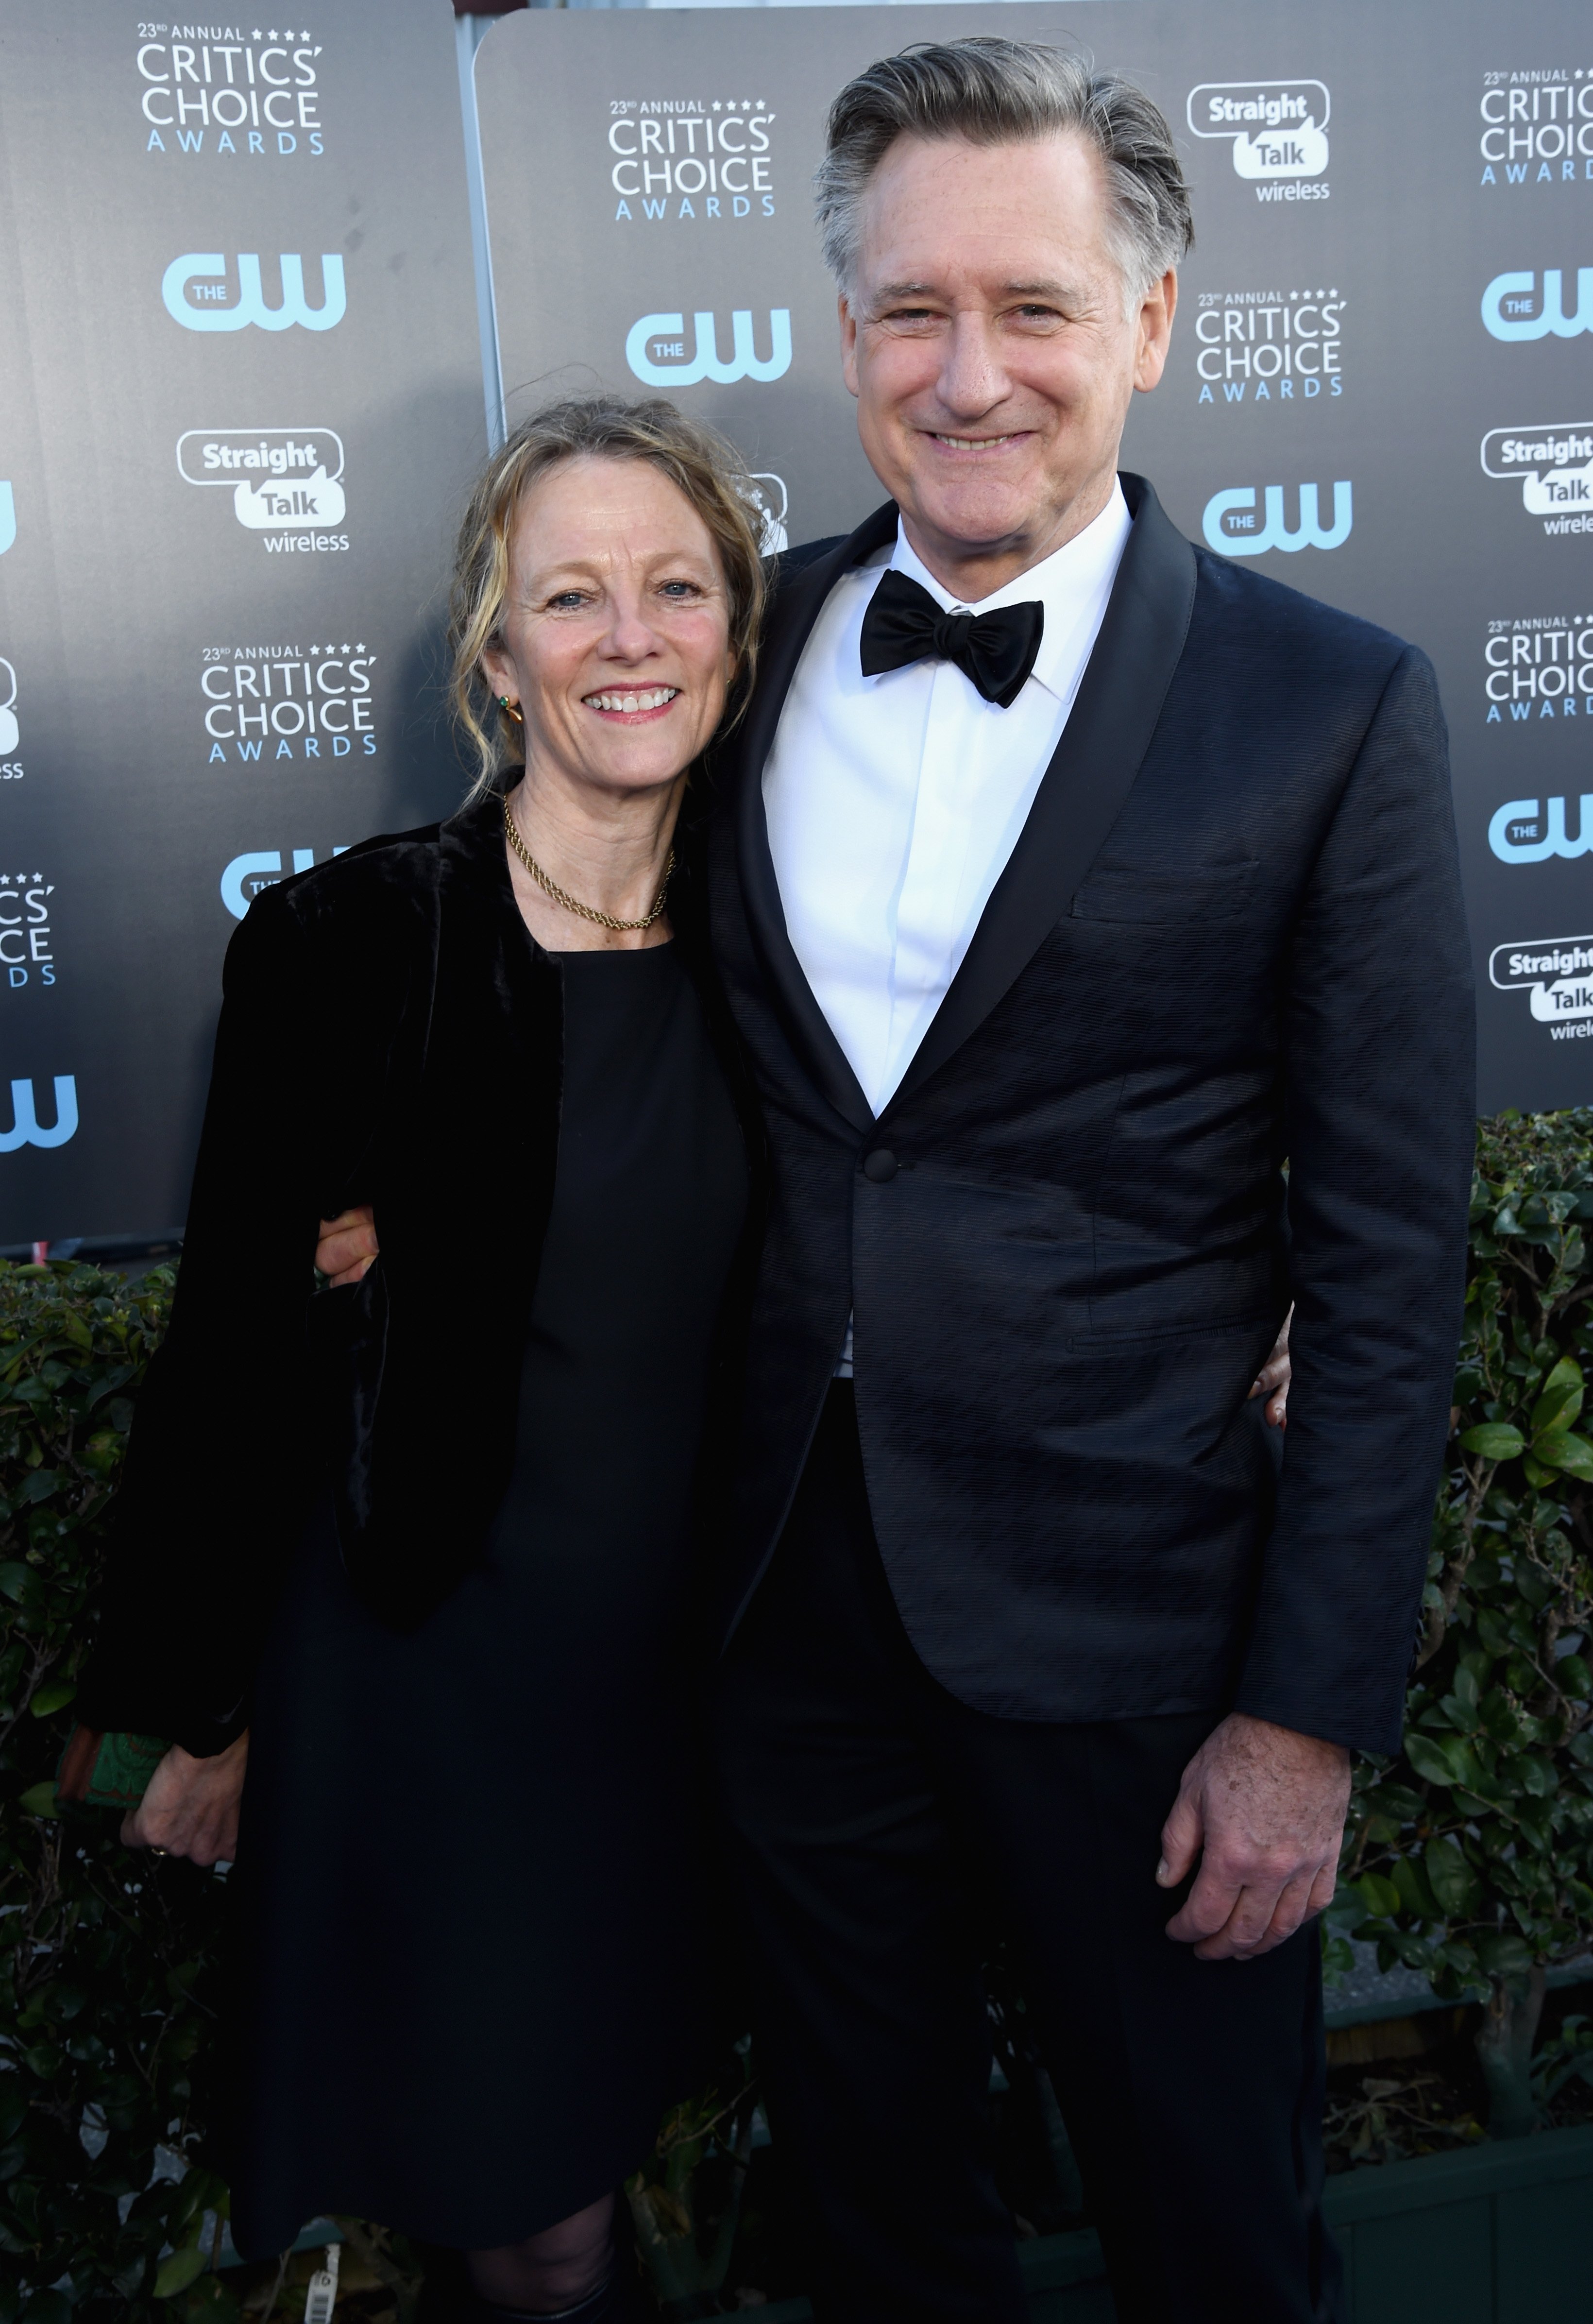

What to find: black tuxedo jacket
left=707, top=474, right=1474, bottom=1756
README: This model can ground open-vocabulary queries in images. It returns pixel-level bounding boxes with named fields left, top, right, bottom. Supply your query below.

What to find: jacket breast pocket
left=1070, top=862, right=1258, bottom=927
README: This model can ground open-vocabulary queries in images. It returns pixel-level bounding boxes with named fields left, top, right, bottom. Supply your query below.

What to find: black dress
left=224, top=940, right=748, bottom=2256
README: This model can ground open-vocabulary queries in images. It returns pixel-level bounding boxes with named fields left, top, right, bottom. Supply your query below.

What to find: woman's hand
left=1247, top=1305, right=1292, bottom=1430
left=317, top=1206, right=378, bottom=1285
left=122, top=1734, right=248, bottom=1866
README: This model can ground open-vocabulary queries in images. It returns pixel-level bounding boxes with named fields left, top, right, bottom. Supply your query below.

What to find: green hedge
left=4, top=1114, right=1593, bottom=2312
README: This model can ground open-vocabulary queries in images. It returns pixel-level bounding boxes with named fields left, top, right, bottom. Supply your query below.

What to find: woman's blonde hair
left=447, top=392, right=767, bottom=794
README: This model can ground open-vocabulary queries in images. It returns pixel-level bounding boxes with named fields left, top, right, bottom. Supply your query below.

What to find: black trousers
left=712, top=1385, right=1342, bottom=2324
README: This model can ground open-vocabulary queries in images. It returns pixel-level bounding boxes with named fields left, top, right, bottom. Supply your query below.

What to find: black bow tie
left=859, top=569, right=1044, bottom=710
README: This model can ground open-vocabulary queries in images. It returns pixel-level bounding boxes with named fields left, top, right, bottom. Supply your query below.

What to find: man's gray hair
left=815, top=37, right=1193, bottom=303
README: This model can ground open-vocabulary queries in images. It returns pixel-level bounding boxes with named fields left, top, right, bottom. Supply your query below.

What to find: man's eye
left=1013, top=306, right=1062, bottom=324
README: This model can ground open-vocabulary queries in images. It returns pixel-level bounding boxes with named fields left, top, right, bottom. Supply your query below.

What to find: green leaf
left=15, top=1468, right=60, bottom=1504
left=1405, top=1731, right=1463, bottom=1787
left=153, top=2245, right=208, bottom=2299
left=1476, top=1930, right=1537, bottom=1982
left=1392, top=1853, right=1441, bottom=1921
left=28, top=1680, right=74, bottom=1718
left=16, top=1780, right=59, bottom=1819
left=0, top=1561, right=34, bottom=1605
left=1532, top=1357, right=1585, bottom=1436
left=1460, top=1423, right=1525, bottom=1460
left=1356, top=1872, right=1402, bottom=1918
left=1425, top=1836, right=1481, bottom=1917
left=1529, top=1429, right=1593, bottom=1482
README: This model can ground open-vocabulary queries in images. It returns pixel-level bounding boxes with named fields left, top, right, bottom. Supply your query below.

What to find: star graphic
left=253, top=29, right=262, bottom=39
left=356, top=643, right=365, bottom=653
left=712, top=101, right=721, bottom=111
left=341, top=643, right=349, bottom=653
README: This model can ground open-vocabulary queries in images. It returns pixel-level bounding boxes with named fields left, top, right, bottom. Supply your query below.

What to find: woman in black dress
left=70, top=395, right=765, bottom=2321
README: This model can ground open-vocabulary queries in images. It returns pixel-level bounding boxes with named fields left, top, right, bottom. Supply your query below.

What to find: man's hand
left=1156, top=1711, right=1349, bottom=1962
left=317, top=1204, right=378, bottom=1285
left=122, top=1734, right=248, bottom=1867
left=1246, top=1304, right=1292, bottom=1429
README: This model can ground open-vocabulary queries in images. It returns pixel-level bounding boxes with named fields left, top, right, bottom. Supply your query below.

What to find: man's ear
left=839, top=291, right=861, bottom=401
left=1133, top=268, right=1177, bottom=395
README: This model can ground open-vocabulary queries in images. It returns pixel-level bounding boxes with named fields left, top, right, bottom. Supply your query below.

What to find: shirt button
left=863, top=1149, right=898, bottom=1183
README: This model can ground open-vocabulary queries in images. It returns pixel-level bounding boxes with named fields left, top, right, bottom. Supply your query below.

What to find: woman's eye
left=658, top=580, right=702, bottom=601
left=547, top=590, right=588, bottom=612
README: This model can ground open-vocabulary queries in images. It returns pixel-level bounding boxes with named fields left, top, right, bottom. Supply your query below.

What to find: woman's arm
left=75, top=889, right=341, bottom=1755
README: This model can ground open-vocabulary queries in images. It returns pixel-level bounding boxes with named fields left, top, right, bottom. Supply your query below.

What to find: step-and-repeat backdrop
left=476, top=0, right=1593, bottom=1123
left=0, top=2, right=484, bottom=1241
left=0, top=0, right=1590, bottom=1236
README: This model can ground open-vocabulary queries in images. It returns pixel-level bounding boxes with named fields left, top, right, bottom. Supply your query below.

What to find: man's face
left=840, top=131, right=1176, bottom=594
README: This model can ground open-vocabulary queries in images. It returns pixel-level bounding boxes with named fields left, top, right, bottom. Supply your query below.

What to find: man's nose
left=935, top=313, right=1008, bottom=419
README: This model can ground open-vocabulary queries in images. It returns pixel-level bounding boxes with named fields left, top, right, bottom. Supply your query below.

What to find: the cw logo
left=1489, top=797, right=1593, bottom=864
left=1482, top=268, right=1593, bottom=342
left=221, top=846, right=347, bottom=919
left=626, top=309, right=792, bottom=387
left=0, top=1077, right=77, bottom=1153
left=163, top=253, right=346, bottom=334
left=1201, top=481, right=1352, bottom=555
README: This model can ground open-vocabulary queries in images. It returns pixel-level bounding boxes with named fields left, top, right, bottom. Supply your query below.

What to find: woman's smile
left=582, top=684, right=682, bottom=721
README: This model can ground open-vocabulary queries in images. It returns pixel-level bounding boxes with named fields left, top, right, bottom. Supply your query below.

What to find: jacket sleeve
left=1233, top=644, right=1475, bottom=1756
left=74, top=888, right=338, bottom=1756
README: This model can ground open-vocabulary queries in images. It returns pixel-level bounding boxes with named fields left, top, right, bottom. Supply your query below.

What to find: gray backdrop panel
left=0, top=1, right=485, bottom=1241
left=475, top=0, right=1593, bottom=1118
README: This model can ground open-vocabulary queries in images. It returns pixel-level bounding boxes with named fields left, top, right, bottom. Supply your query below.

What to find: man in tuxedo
left=697, top=36, right=1470, bottom=2324
left=321, top=36, right=1471, bottom=2323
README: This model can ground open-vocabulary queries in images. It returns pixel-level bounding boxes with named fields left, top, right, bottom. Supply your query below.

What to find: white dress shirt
left=763, top=481, right=1133, bottom=1120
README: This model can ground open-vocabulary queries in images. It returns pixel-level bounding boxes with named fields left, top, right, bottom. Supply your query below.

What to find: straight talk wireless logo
left=177, top=429, right=349, bottom=551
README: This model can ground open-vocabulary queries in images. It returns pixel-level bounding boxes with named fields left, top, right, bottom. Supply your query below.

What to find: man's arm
left=1158, top=646, right=1470, bottom=1960
left=1238, top=644, right=1474, bottom=1753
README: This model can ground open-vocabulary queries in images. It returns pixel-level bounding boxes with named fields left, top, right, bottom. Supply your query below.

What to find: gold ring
left=150, top=1846, right=169, bottom=1858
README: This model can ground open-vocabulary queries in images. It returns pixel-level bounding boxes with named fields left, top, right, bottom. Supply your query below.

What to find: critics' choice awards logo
left=220, top=844, right=346, bottom=919
left=177, top=429, right=348, bottom=551
left=1482, top=265, right=1593, bottom=340
left=137, top=27, right=326, bottom=157
left=0, top=659, right=18, bottom=779
left=201, top=642, right=375, bottom=764
left=1491, top=937, right=1593, bottom=1044
left=1480, top=70, right=1593, bottom=188
left=1484, top=615, right=1593, bottom=728
left=1482, top=428, right=1593, bottom=535
left=627, top=310, right=791, bottom=386
left=1201, top=482, right=1351, bottom=555
left=1186, top=81, right=1329, bottom=202
left=0, top=872, right=55, bottom=990
left=163, top=253, right=344, bottom=333
left=609, top=96, right=775, bottom=224
left=0, top=1077, right=76, bottom=1153
left=1193, top=289, right=1342, bottom=404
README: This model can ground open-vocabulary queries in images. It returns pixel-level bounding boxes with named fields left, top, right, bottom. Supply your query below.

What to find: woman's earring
left=498, top=695, right=524, bottom=726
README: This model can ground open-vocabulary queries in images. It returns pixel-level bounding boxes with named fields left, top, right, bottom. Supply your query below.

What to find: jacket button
left=863, top=1148, right=898, bottom=1183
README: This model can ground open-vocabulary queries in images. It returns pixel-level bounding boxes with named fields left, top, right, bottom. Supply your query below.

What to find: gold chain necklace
left=504, top=797, right=675, bottom=934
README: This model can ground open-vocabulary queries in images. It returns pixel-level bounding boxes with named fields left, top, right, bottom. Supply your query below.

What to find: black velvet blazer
left=76, top=787, right=756, bottom=1758
left=707, top=476, right=1476, bottom=1757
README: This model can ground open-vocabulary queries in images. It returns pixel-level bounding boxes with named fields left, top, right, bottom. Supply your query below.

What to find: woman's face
left=481, top=455, right=736, bottom=803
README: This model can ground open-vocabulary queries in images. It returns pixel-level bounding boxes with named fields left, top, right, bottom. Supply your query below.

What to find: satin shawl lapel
left=885, top=475, right=1197, bottom=1118
left=731, top=502, right=899, bottom=1137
